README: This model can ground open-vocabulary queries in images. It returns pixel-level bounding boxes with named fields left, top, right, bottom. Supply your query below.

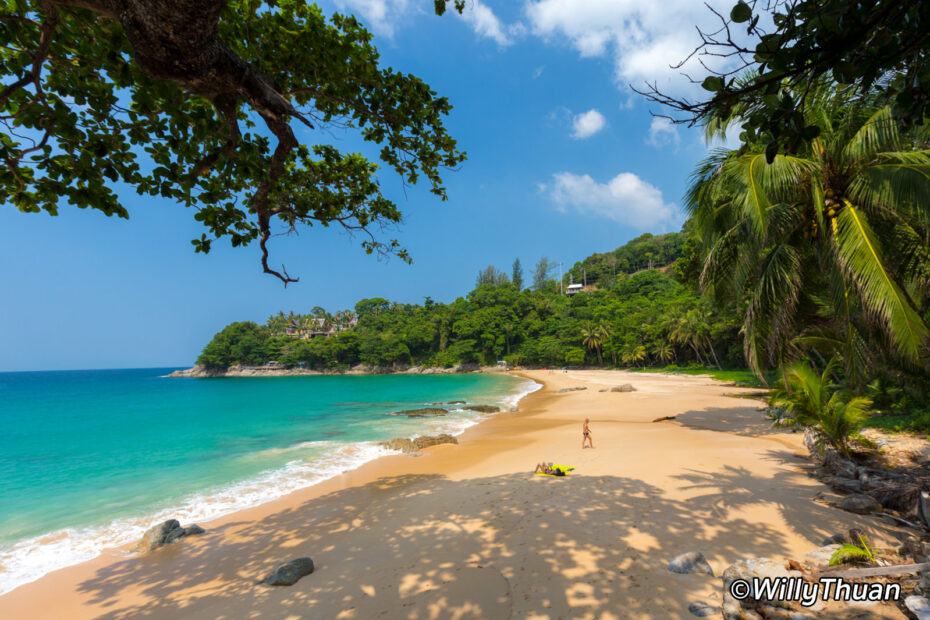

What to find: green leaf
left=702, top=76, right=725, bottom=92
left=730, top=2, right=752, bottom=23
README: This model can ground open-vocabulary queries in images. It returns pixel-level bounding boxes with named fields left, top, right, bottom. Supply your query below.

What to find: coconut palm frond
left=833, top=205, right=929, bottom=362
left=842, top=106, right=901, bottom=162
left=852, top=151, right=930, bottom=218
left=744, top=244, right=802, bottom=371
left=699, top=222, right=753, bottom=304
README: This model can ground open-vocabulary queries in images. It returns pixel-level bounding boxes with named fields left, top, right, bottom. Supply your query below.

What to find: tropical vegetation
left=196, top=234, right=745, bottom=372
left=688, top=82, right=930, bottom=442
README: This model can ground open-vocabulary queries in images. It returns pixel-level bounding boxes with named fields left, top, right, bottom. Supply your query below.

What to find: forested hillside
left=196, top=232, right=743, bottom=370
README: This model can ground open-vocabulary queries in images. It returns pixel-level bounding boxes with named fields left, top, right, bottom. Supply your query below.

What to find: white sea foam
left=501, top=379, right=543, bottom=410
left=0, top=441, right=396, bottom=596
left=0, top=377, right=542, bottom=597
left=411, top=378, right=542, bottom=439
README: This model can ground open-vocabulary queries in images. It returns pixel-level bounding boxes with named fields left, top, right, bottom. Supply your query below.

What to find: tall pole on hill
left=559, top=262, right=563, bottom=295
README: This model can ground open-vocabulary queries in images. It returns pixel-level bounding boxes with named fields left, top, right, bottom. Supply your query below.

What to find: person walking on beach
left=582, top=418, right=594, bottom=449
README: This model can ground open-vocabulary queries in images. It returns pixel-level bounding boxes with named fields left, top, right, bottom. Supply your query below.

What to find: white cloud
left=335, top=0, right=411, bottom=38
left=457, top=0, right=515, bottom=46
left=542, top=171, right=679, bottom=229
left=335, top=0, right=522, bottom=46
left=524, top=0, right=736, bottom=96
left=646, top=117, right=680, bottom=149
left=571, top=109, right=606, bottom=139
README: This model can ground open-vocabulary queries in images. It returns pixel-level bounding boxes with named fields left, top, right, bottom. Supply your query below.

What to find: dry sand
left=0, top=370, right=911, bottom=619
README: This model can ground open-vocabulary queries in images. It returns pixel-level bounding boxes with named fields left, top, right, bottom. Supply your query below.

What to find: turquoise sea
left=0, top=368, right=537, bottom=595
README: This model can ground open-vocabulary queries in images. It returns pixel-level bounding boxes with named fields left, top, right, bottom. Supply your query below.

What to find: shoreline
left=0, top=372, right=539, bottom=598
left=165, top=363, right=515, bottom=378
left=0, top=369, right=911, bottom=619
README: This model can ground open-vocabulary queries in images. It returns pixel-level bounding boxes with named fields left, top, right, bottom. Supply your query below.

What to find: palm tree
left=651, top=341, right=675, bottom=365
left=266, top=311, right=288, bottom=335
left=621, top=343, right=647, bottom=369
left=581, top=321, right=609, bottom=366
left=690, top=85, right=930, bottom=382
left=669, top=309, right=719, bottom=367
left=772, top=359, right=872, bottom=456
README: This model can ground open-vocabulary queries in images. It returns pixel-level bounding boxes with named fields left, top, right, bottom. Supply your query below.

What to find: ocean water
left=0, top=369, right=538, bottom=595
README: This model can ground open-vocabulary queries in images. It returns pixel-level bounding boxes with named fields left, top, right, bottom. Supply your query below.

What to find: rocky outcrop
left=167, top=365, right=229, bottom=378
left=387, top=407, right=448, bottom=418
left=610, top=384, right=636, bottom=392
left=557, top=387, right=587, bottom=393
left=429, top=400, right=466, bottom=405
left=135, top=519, right=205, bottom=552
left=463, top=405, right=500, bottom=413
left=721, top=557, right=808, bottom=618
left=261, top=557, right=315, bottom=586
left=168, top=363, right=507, bottom=378
left=379, top=434, right=458, bottom=453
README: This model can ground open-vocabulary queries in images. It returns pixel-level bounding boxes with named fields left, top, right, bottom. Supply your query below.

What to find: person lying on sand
left=534, top=462, right=565, bottom=476
left=582, top=418, right=594, bottom=449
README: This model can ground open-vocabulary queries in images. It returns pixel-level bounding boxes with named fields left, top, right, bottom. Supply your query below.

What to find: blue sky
left=0, top=0, right=737, bottom=371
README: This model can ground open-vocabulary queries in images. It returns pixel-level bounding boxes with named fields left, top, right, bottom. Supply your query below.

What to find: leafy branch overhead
left=0, top=0, right=467, bottom=284
left=636, top=1, right=930, bottom=161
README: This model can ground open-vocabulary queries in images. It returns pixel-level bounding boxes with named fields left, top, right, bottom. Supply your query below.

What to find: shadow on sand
left=70, top=451, right=909, bottom=620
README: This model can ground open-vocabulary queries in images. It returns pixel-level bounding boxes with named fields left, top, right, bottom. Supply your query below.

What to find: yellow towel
left=533, top=465, right=575, bottom=477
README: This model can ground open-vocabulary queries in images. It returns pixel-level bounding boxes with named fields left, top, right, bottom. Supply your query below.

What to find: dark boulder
left=839, top=494, right=882, bottom=514
left=261, top=557, right=315, bottom=586
left=135, top=519, right=206, bottom=552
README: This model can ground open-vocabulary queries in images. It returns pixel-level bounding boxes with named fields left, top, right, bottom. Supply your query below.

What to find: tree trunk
left=705, top=336, right=721, bottom=368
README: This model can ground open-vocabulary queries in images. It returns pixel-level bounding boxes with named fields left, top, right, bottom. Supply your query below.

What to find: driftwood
left=880, top=513, right=923, bottom=529
left=815, top=562, right=930, bottom=579
left=652, top=416, right=676, bottom=423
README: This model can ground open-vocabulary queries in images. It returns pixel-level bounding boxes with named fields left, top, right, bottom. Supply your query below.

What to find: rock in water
left=463, top=405, right=500, bottom=413
left=610, top=384, right=635, bottom=392
left=261, top=557, right=315, bottom=586
left=688, top=602, right=722, bottom=617
left=387, top=407, right=448, bottom=417
left=135, top=519, right=205, bottom=552
left=668, top=551, right=714, bottom=576
left=839, top=494, right=882, bottom=514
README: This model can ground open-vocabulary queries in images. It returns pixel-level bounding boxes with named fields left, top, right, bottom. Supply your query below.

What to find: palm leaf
left=833, top=205, right=929, bottom=361
left=842, top=106, right=901, bottom=162
left=744, top=244, right=802, bottom=373
left=852, top=150, right=930, bottom=219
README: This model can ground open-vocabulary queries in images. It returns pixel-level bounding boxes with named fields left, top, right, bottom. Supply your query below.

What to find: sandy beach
left=0, top=370, right=910, bottom=619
